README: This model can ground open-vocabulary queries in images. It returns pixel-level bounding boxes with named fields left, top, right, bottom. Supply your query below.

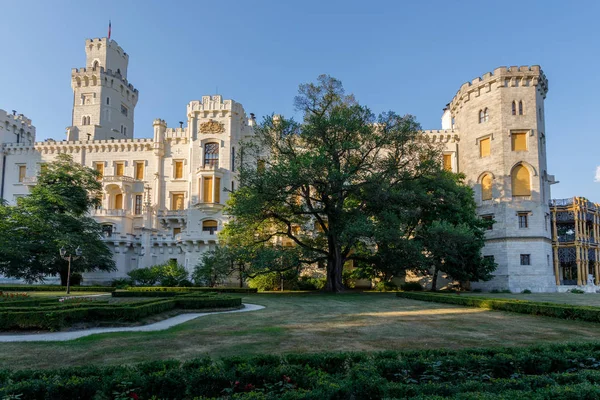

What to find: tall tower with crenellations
left=66, top=38, right=138, bottom=141
left=442, top=65, right=556, bottom=292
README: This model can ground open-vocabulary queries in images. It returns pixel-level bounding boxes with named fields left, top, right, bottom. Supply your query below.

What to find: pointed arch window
left=479, top=109, right=484, bottom=123
left=483, top=108, right=489, bottom=122
left=512, top=101, right=517, bottom=115
left=518, top=101, right=524, bottom=115
left=481, top=174, right=493, bottom=201
left=511, top=165, right=531, bottom=197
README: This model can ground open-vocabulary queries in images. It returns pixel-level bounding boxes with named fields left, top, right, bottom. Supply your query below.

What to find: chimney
left=179, top=121, right=184, bottom=128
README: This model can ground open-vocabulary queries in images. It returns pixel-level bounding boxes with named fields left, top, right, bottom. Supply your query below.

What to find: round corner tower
left=449, top=65, right=555, bottom=292
left=67, top=38, right=138, bottom=141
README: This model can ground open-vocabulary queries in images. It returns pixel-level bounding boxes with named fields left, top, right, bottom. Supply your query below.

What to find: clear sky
left=0, top=0, right=598, bottom=200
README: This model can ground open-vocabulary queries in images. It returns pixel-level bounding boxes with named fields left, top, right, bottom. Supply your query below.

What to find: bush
left=295, top=276, right=326, bottom=290
left=400, top=282, right=423, bottom=292
left=128, top=261, right=190, bottom=287
left=522, top=289, right=532, bottom=294
left=5, top=344, right=600, bottom=398
left=0, top=285, right=114, bottom=292
left=127, top=267, right=161, bottom=286
left=570, top=289, right=585, bottom=294
left=125, top=287, right=257, bottom=294
left=70, top=273, right=83, bottom=286
left=247, top=270, right=300, bottom=291
left=110, top=278, right=133, bottom=288
left=396, top=292, right=600, bottom=323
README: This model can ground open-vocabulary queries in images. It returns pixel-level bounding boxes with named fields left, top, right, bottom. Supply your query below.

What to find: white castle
left=0, top=37, right=565, bottom=292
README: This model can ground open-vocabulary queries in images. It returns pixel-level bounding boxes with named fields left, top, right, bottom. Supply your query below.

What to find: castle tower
left=449, top=65, right=556, bottom=292
left=66, top=38, right=138, bottom=141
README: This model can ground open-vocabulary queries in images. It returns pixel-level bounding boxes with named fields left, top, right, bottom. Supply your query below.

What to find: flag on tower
left=108, top=21, right=111, bottom=40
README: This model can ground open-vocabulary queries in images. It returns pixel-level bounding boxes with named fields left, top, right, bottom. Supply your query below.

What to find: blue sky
left=0, top=0, right=598, bottom=200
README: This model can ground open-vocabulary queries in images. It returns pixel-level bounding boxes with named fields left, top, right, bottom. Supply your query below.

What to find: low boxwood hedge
left=0, top=285, right=115, bottom=292
left=127, top=286, right=257, bottom=294
left=4, top=343, right=600, bottom=399
left=0, top=295, right=242, bottom=331
left=397, top=291, right=600, bottom=323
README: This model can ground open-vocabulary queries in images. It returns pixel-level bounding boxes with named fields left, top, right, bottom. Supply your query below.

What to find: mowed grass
left=2, top=292, right=600, bottom=369
left=461, top=292, right=600, bottom=306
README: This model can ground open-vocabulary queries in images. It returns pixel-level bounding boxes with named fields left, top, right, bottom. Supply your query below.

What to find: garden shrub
left=570, top=289, right=585, bottom=294
left=522, top=289, right=532, bottom=294
left=125, top=286, right=257, bottom=294
left=0, top=294, right=241, bottom=331
left=400, top=282, right=423, bottom=291
left=5, top=344, right=600, bottom=398
left=396, top=292, right=600, bottom=323
left=0, top=285, right=115, bottom=292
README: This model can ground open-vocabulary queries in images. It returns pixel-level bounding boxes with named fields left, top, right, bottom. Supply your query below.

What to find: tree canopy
left=223, top=75, right=495, bottom=292
left=0, top=153, right=115, bottom=284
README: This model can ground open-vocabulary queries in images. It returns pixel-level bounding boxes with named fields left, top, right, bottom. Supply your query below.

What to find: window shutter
left=512, top=132, right=527, bottom=151
left=203, top=177, right=213, bottom=203
left=480, top=138, right=490, bottom=157
left=443, top=154, right=452, bottom=171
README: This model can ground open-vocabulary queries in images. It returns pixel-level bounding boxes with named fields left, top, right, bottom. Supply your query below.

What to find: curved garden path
left=0, top=303, right=265, bottom=342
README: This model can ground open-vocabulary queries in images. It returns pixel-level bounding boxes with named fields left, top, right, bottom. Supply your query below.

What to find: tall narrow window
left=479, top=137, right=490, bottom=157
left=106, top=97, right=110, bottom=105
left=135, top=162, right=144, bottom=180
left=174, top=161, right=184, bottom=179
left=512, top=101, right=517, bottom=115
left=479, top=109, right=484, bottom=123
left=115, top=193, right=123, bottom=210
left=204, top=143, right=219, bottom=166
left=134, top=194, right=142, bottom=215
left=202, top=220, right=218, bottom=234
left=231, top=146, right=236, bottom=171
left=518, top=101, right=524, bottom=115
left=115, top=162, right=124, bottom=176
left=481, top=174, right=493, bottom=201
left=173, top=227, right=181, bottom=237
left=95, top=162, right=104, bottom=180
left=442, top=154, right=452, bottom=171
left=215, top=177, right=221, bottom=203
left=511, top=165, right=531, bottom=196
left=483, top=108, right=489, bottom=122
left=203, top=177, right=213, bottom=203
left=172, top=193, right=184, bottom=210
left=18, top=165, right=26, bottom=182
left=511, top=132, right=527, bottom=151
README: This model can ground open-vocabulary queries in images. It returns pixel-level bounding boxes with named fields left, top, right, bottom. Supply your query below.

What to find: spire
left=108, top=20, right=112, bottom=40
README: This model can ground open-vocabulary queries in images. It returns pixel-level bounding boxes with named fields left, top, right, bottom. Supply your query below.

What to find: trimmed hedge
left=5, top=343, right=600, bottom=398
left=128, top=286, right=257, bottom=293
left=0, top=285, right=115, bottom=292
left=0, top=295, right=242, bottom=331
left=397, top=291, right=600, bottom=323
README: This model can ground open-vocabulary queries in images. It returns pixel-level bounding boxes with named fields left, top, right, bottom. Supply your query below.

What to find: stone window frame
left=481, top=214, right=494, bottom=230
left=172, top=159, right=186, bottom=181
left=517, top=211, right=532, bottom=229
left=170, top=191, right=186, bottom=211
left=520, top=254, right=531, bottom=266
left=476, top=134, right=493, bottom=158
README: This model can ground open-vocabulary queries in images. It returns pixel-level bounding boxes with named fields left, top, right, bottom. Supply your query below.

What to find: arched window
left=481, top=174, right=493, bottom=201
left=204, top=143, right=219, bottom=166
left=91, top=76, right=97, bottom=86
left=511, top=165, right=531, bottom=197
left=479, top=109, right=484, bottom=123
left=83, top=76, right=89, bottom=87
left=512, top=101, right=516, bottom=115
left=93, top=61, right=99, bottom=70
left=76, top=77, right=81, bottom=87
left=518, top=101, right=524, bottom=115
left=202, top=220, right=218, bottom=234
left=483, top=108, right=489, bottom=122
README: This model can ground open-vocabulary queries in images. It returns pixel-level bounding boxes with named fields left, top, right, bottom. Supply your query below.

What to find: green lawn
left=2, top=292, right=600, bottom=369
left=462, top=292, right=600, bottom=306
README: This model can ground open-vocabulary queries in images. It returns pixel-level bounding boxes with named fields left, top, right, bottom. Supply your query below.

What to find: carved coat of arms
left=198, top=119, right=224, bottom=134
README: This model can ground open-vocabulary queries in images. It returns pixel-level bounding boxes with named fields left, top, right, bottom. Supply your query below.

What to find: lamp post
left=59, top=246, right=82, bottom=294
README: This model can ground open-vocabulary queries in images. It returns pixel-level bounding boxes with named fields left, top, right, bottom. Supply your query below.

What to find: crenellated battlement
left=85, top=38, right=128, bottom=59
left=187, top=95, right=245, bottom=116
left=165, top=128, right=187, bottom=139
left=71, top=67, right=138, bottom=94
left=0, top=109, right=33, bottom=128
left=420, top=130, right=460, bottom=143
left=450, top=65, right=548, bottom=113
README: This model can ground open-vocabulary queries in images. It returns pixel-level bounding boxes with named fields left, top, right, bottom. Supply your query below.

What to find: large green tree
left=225, top=75, right=446, bottom=292
left=0, top=154, right=115, bottom=284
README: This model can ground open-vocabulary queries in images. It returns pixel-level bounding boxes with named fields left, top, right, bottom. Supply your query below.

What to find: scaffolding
left=550, top=197, right=600, bottom=286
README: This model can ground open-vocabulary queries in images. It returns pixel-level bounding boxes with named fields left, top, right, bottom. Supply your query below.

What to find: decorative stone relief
left=198, top=119, right=224, bottom=134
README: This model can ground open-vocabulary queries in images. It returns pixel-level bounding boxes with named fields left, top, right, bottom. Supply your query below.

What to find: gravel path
left=0, top=303, right=265, bottom=342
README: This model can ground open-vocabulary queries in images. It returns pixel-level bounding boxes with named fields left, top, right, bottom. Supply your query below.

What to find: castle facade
left=0, top=36, right=579, bottom=292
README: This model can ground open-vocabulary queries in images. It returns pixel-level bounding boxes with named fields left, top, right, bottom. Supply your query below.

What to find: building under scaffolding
left=550, top=197, right=600, bottom=288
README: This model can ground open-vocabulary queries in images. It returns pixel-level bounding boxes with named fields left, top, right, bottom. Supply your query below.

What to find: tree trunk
left=431, top=266, right=439, bottom=292
left=59, top=268, right=68, bottom=286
